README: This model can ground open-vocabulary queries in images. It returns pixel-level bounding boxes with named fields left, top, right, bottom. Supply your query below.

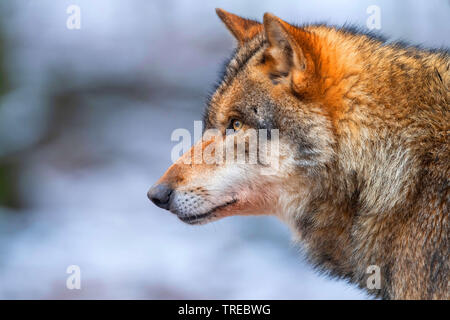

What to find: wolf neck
left=290, top=34, right=448, bottom=299
left=290, top=142, right=419, bottom=299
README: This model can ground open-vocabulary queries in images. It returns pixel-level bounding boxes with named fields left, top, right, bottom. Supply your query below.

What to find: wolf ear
left=263, top=13, right=316, bottom=93
left=216, top=8, right=263, bottom=45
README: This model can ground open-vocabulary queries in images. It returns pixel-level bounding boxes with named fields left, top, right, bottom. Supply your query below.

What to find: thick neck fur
left=291, top=29, right=448, bottom=299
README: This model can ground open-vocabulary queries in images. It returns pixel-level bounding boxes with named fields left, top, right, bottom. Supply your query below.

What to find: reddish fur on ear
left=216, top=8, right=263, bottom=45
left=263, top=13, right=319, bottom=98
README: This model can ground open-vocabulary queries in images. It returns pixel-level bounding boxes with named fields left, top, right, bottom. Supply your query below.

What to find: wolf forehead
left=203, top=33, right=271, bottom=129
left=202, top=36, right=307, bottom=137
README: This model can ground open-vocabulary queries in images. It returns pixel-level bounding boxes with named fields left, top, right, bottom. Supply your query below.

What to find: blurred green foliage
left=0, top=163, right=19, bottom=208
left=0, top=28, right=18, bottom=209
left=0, top=30, right=8, bottom=95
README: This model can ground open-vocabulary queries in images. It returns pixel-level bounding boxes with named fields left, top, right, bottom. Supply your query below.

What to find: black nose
left=147, top=184, right=173, bottom=210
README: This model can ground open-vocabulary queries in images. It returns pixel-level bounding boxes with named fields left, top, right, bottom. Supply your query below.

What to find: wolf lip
left=179, top=212, right=212, bottom=224
left=177, top=199, right=237, bottom=224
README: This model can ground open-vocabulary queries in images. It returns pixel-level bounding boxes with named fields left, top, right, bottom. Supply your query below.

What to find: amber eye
left=231, top=119, right=243, bottom=131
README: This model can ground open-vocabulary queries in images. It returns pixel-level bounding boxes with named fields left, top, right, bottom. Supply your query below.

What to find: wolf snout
left=147, top=183, right=173, bottom=210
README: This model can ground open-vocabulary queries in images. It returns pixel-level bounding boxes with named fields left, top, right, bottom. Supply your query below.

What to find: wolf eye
left=231, top=119, right=243, bottom=131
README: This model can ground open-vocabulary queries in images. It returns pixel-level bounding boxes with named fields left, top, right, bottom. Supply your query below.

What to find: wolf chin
left=148, top=9, right=449, bottom=300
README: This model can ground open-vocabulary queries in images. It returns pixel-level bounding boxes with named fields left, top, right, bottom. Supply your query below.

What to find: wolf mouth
left=178, top=199, right=237, bottom=224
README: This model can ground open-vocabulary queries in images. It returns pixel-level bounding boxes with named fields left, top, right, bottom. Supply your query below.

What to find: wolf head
left=147, top=9, right=368, bottom=226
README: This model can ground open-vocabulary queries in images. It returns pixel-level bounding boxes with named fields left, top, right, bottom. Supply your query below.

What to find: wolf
left=148, top=9, right=449, bottom=299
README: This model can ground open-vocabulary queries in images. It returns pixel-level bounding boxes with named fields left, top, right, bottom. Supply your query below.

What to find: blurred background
left=0, top=0, right=448, bottom=299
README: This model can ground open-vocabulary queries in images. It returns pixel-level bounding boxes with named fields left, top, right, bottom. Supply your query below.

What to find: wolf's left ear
left=216, top=8, right=263, bottom=45
left=263, top=13, right=317, bottom=94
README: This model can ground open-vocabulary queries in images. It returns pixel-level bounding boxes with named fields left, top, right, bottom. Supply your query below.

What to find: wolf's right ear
left=263, top=13, right=318, bottom=95
left=216, top=8, right=263, bottom=45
